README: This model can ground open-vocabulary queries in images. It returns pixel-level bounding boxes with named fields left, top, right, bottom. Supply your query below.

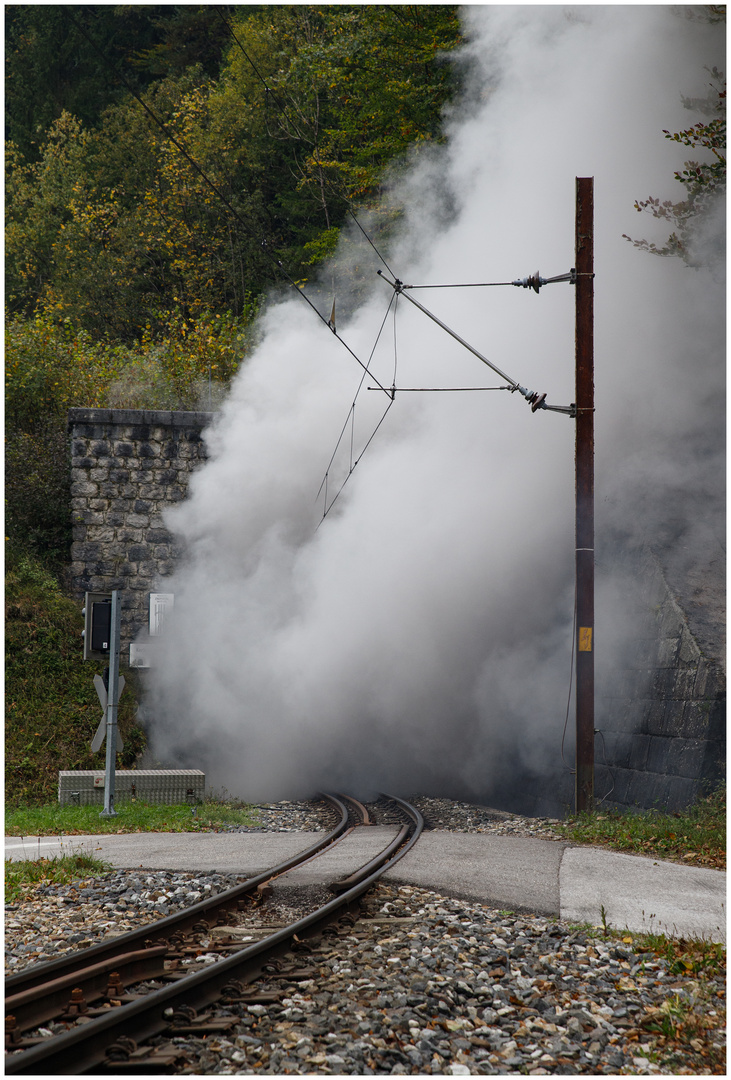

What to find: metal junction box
left=58, top=770, right=205, bottom=806
left=82, top=592, right=113, bottom=660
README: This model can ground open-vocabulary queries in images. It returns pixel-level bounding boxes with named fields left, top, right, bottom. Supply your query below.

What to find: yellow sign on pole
left=578, top=626, right=593, bottom=652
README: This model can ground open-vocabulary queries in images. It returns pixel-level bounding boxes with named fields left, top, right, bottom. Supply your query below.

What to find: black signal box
left=82, top=592, right=113, bottom=660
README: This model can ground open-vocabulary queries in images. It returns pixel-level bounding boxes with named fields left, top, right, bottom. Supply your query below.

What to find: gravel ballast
left=5, top=797, right=725, bottom=1075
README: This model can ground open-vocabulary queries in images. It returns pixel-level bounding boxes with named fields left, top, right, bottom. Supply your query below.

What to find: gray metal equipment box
left=58, top=770, right=205, bottom=806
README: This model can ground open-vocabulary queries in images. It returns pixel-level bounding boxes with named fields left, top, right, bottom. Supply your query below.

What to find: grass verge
left=5, top=798, right=258, bottom=836
left=5, top=851, right=112, bottom=904
left=572, top=921, right=726, bottom=1073
left=557, top=783, right=725, bottom=869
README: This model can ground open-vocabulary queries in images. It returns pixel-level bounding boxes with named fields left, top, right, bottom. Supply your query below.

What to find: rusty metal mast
left=376, top=178, right=596, bottom=811
left=575, top=177, right=595, bottom=812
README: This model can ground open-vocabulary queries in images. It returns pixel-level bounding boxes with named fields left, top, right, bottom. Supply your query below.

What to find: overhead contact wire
left=321, top=398, right=395, bottom=521
left=315, top=293, right=397, bottom=509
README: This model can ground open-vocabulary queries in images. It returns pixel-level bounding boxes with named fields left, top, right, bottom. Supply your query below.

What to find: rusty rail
left=5, top=793, right=348, bottom=1005
left=5, top=794, right=423, bottom=1074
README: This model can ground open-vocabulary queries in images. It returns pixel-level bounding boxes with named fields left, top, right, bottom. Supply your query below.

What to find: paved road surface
left=4, top=830, right=725, bottom=942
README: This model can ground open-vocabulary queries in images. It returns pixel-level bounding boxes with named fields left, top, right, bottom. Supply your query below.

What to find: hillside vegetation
left=5, top=552, right=145, bottom=805
left=5, top=5, right=462, bottom=800
left=5, top=7, right=724, bottom=834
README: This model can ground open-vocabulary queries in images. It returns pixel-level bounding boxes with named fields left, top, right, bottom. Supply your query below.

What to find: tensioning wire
left=347, top=208, right=398, bottom=280
left=215, top=8, right=313, bottom=146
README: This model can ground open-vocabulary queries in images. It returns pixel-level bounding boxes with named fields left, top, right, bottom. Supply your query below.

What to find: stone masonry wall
left=593, top=544, right=725, bottom=812
left=68, top=408, right=213, bottom=653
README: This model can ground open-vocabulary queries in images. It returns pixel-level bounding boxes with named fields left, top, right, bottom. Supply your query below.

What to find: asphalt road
left=4, top=829, right=725, bottom=942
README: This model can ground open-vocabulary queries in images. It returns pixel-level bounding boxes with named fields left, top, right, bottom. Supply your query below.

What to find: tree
left=4, top=5, right=232, bottom=161
left=623, top=67, right=725, bottom=271
left=5, top=6, right=463, bottom=338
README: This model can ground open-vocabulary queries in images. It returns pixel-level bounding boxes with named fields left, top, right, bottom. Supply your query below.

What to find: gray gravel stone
left=5, top=797, right=726, bottom=1074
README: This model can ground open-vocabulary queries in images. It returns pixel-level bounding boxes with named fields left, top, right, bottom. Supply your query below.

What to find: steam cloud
left=145, top=7, right=725, bottom=809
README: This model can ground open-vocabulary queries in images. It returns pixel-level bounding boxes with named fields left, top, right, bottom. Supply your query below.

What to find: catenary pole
left=575, top=177, right=595, bottom=812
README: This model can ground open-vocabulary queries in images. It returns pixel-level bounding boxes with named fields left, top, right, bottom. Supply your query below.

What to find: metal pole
left=100, top=590, right=121, bottom=818
left=575, top=177, right=595, bottom=813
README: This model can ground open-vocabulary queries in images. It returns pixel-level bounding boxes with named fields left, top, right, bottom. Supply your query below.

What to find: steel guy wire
left=594, top=730, right=616, bottom=804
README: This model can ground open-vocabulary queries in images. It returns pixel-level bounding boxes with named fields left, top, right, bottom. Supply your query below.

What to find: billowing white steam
left=145, top=7, right=724, bottom=806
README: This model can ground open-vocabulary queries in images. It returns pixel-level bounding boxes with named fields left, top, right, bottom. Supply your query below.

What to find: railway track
left=5, top=793, right=423, bottom=1074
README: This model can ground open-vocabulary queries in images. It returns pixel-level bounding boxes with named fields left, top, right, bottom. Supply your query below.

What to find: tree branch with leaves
left=624, top=66, right=725, bottom=271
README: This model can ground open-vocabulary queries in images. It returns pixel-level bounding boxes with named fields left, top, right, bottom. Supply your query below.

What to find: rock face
left=593, top=534, right=725, bottom=813
left=67, top=408, right=213, bottom=650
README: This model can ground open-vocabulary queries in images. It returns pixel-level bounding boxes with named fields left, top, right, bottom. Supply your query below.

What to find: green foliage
left=5, top=6, right=462, bottom=337
left=5, top=851, right=112, bottom=904
left=6, top=308, right=251, bottom=422
left=241, top=4, right=463, bottom=204
left=3, top=8, right=462, bottom=804
left=3, top=313, right=106, bottom=569
left=4, top=5, right=231, bottom=162
left=5, top=420, right=72, bottom=571
left=5, top=798, right=258, bottom=837
left=557, top=783, right=726, bottom=869
left=624, top=66, right=725, bottom=268
left=5, top=312, right=115, bottom=427
left=5, top=309, right=251, bottom=563
left=5, top=552, right=145, bottom=806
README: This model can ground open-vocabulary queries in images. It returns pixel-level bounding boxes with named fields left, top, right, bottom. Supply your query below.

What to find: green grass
left=576, top=920, right=727, bottom=979
left=5, top=798, right=259, bottom=836
left=5, top=552, right=145, bottom=805
left=575, top=921, right=726, bottom=1074
left=556, top=783, right=726, bottom=869
left=5, top=851, right=112, bottom=904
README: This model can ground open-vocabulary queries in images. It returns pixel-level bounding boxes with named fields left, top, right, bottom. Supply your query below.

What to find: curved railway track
left=5, top=793, right=423, bottom=1074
